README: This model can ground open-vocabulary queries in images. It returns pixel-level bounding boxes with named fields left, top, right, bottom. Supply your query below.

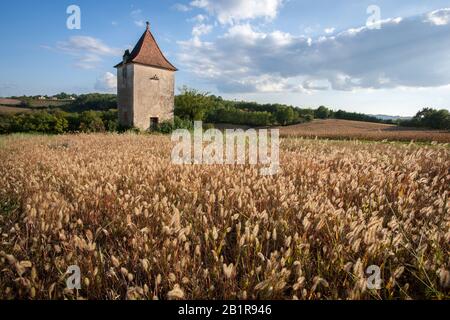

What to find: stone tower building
left=115, top=22, right=177, bottom=130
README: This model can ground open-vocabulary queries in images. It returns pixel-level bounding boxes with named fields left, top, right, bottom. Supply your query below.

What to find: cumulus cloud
left=426, top=8, right=450, bottom=25
left=178, top=9, right=450, bottom=93
left=190, top=0, right=284, bottom=24
left=55, top=36, right=121, bottom=69
left=192, top=23, right=213, bottom=37
left=95, top=72, right=117, bottom=92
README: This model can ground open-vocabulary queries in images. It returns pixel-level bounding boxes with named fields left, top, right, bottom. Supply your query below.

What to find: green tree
left=51, top=111, right=69, bottom=134
left=276, top=107, right=295, bottom=126
left=101, top=109, right=119, bottom=132
left=54, top=92, right=70, bottom=100
left=315, top=106, right=331, bottom=119
left=412, top=108, right=450, bottom=130
left=175, top=86, right=209, bottom=121
left=79, top=111, right=105, bottom=133
left=0, top=114, right=13, bottom=134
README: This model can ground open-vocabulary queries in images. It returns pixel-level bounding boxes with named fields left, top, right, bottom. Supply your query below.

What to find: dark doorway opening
left=150, top=117, right=159, bottom=130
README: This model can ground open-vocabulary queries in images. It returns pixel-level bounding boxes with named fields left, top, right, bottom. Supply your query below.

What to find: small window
left=150, top=117, right=159, bottom=130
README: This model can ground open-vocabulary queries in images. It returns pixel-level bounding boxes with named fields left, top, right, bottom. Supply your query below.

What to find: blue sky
left=0, top=0, right=449, bottom=116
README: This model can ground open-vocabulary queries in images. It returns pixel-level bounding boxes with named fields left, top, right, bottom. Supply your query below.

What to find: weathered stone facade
left=117, top=63, right=134, bottom=128
left=115, top=22, right=177, bottom=130
left=117, top=64, right=175, bottom=129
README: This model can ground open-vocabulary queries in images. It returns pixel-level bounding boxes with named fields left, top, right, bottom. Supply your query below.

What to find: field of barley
left=0, top=134, right=449, bottom=300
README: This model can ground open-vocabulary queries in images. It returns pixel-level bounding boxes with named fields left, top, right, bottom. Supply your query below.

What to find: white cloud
left=218, top=74, right=307, bottom=93
left=302, top=79, right=329, bottom=91
left=134, top=20, right=146, bottom=28
left=95, top=72, right=117, bottom=92
left=131, top=9, right=146, bottom=28
left=178, top=9, right=450, bottom=93
left=190, top=0, right=284, bottom=24
left=188, top=14, right=208, bottom=23
left=224, top=23, right=265, bottom=42
left=192, top=24, right=213, bottom=37
left=324, top=27, right=335, bottom=34
left=426, top=8, right=450, bottom=25
left=57, top=36, right=119, bottom=56
left=173, top=3, right=191, bottom=12
left=55, top=36, right=121, bottom=69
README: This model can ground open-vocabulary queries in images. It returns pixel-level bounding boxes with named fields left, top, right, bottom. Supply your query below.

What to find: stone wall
left=132, top=64, right=175, bottom=130
left=117, top=63, right=175, bottom=130
left=117, top=63, right=134, bottom=128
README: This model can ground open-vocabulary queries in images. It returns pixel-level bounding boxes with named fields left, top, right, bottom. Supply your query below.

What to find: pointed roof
left=114, top=22, right=177, bottom=71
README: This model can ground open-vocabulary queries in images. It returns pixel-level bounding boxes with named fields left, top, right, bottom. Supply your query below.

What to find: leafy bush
left=79, top=111, right=106, bottom=133
left=275, top=107, right=296, bottom=126
left=155, top=121, right=174, bottom=134
left=154, top=116, right=194, bottom=134
left=0, top=114, right=13, bottom=134
left=174, top=86, right=211, bottom=121
left=206, top=107, right=274, bottom=126
left=174, top=116, right=194, bottom=131
left=0, top=109, right=118, bottom=135
left=101, top=109, right=119, bottom=132
left=8, top=111, right=68, bottom=134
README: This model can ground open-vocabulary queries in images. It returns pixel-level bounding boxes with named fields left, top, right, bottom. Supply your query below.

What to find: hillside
left=278, top=119, right=450, bottom=143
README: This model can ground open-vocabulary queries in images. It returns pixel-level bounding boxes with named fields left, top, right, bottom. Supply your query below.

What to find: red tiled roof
left=114, top=24, right=177, bottom=71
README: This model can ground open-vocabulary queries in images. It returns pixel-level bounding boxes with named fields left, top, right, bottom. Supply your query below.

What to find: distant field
left=0, top=98, right=70, bottom=108
left=0, top=105, right=32, bottom=114
left=0, top=98, right=21, bottom=106
left=279, top=119, right=450, bottom=143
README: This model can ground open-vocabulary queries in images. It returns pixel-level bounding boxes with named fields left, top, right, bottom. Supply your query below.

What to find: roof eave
left=114, top=61, right=177, bottom=71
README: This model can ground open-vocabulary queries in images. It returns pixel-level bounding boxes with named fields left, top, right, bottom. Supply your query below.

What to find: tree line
left=0, top=110, right=119, bottom=134
left=174, top=87, right=403, bottom=126
left=0, top=89, right=448, bottom=134
left=175, top=87, right=315, bottom=126
left=399, top=108, right=450, bottom=130
left=311, top=106, right=450, bottom=129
